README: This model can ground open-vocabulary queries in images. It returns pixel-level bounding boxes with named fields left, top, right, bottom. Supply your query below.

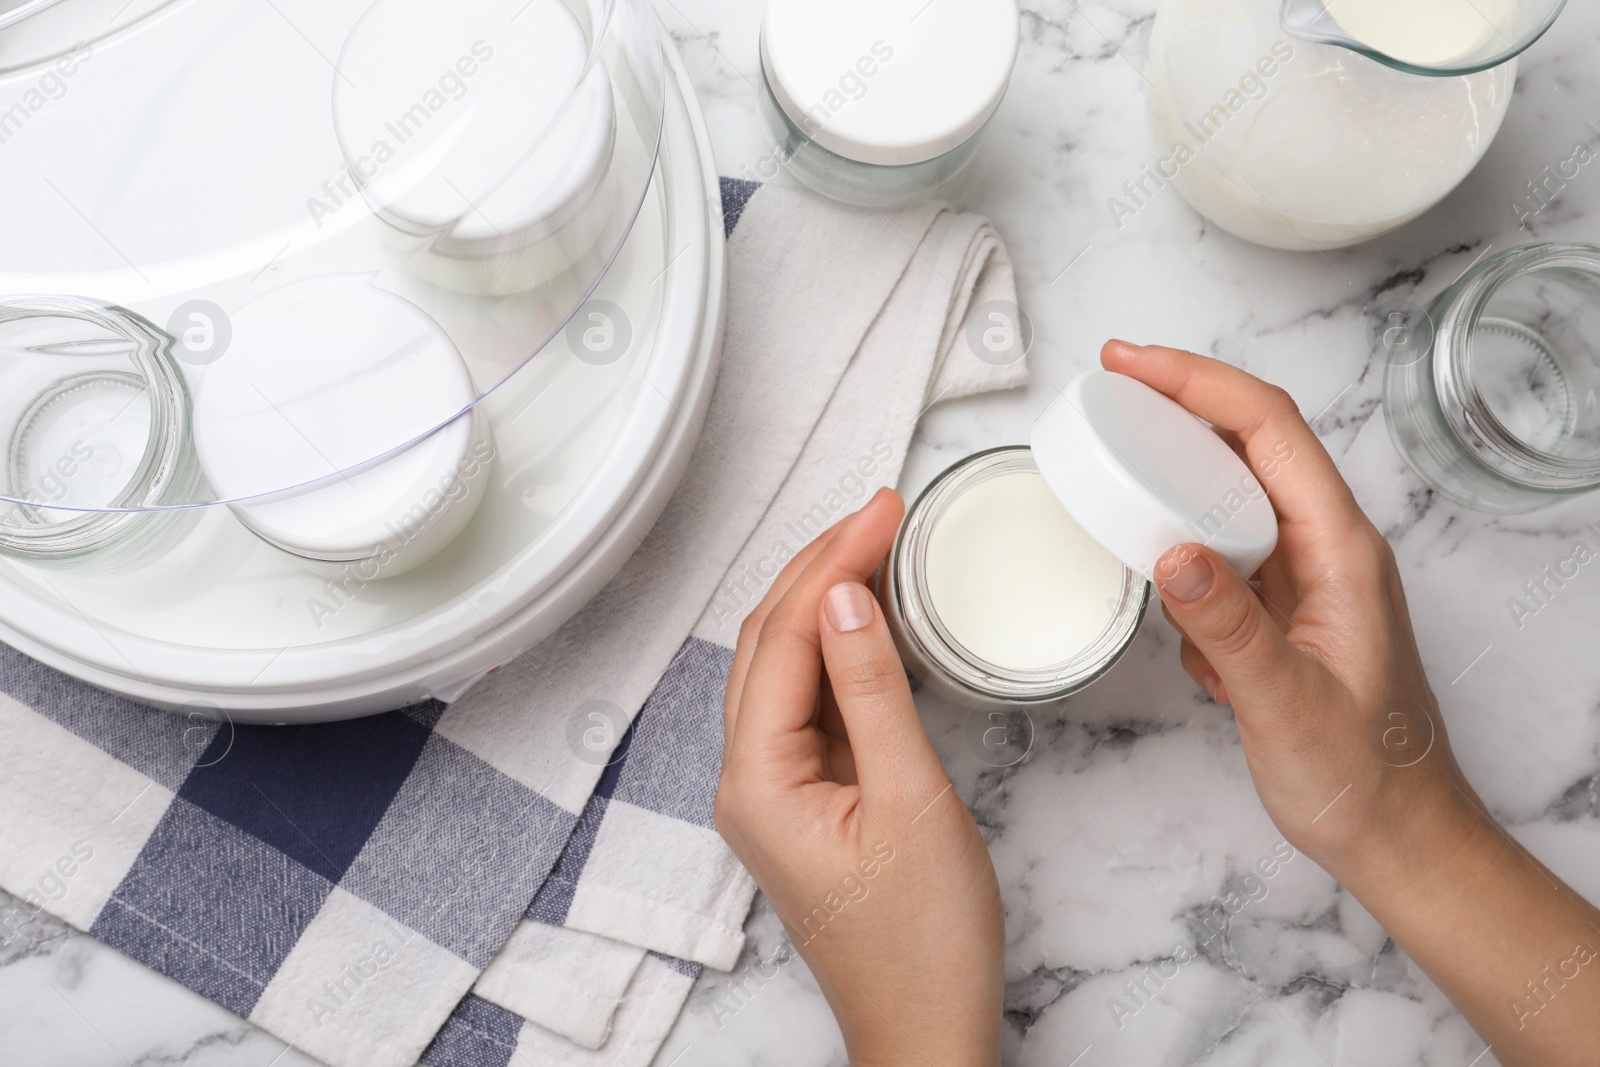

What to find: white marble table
left=6, top=2, right=1599, bottom=1065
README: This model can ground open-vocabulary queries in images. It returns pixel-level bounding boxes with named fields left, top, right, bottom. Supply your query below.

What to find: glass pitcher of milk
left=1144, top=0, right=1567, bottom=250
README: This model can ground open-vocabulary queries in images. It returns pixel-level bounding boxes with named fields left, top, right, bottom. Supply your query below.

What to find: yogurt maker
left=0, top=0, right=725, bottom=721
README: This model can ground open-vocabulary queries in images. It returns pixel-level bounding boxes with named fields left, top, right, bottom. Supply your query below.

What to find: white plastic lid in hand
left=1030, top=371, right=1279, bottom=581
left=192, top=275, right=492, bottom=575
left=761, top=0, right=1020, bottom=166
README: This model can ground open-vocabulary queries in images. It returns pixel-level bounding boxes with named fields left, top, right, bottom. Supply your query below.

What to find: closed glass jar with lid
left=757, top=0, right=1019, bottom=208
left=1384, top=243, right=1600, bottom=514
left=881, top=372, right=1279, bottom=709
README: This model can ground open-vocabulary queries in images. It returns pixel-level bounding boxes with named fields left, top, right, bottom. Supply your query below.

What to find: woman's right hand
left=1104, top=339, right=1471, bottom=882
left=1104, top=340, right=1600, bottom=1067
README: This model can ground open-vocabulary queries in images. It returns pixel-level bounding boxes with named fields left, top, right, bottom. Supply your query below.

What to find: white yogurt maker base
left=0, top=33, right=724, bottom=723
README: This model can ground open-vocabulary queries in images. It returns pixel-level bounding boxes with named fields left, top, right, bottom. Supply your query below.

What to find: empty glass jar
left=1384, top=243, right=1600, bottom=514
left=0, top=296, right=200, bottom=565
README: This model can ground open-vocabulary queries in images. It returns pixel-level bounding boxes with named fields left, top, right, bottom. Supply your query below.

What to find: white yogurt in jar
left=924, top=470, right=1127, bottom=672
left=883, top=448, right=1147, bottom=709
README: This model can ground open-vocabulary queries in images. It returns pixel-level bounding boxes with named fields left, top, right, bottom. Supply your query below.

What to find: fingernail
left=1157, top=550, right=1213, bottom=603
left=824, top=583, right=875, bottom=633
left=1201, top=673, right=1219, bottom=701
left=1213, top=680, right=1230, bottom=705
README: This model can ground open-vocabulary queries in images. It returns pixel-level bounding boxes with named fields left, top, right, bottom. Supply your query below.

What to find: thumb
left=818, top=581, right=949, bottom=809
left=1154, top=544, right=1303, bottom=709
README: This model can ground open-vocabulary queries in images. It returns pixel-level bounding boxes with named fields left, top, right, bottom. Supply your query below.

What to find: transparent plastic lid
left=0, top=0, right=665, bottom=523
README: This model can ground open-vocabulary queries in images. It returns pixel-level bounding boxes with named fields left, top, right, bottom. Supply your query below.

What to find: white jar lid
left=1030, top=371, right=1279, bottom=581
left=433, top=63, right=614, bottom=255
left=192, top=275, right=482, bottom=564
left=761, top=0, right=1020, bottom=167
left=332, top=0, right=613, bottom=251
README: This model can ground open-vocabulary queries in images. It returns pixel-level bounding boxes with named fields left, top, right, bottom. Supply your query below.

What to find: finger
left=818, top=681, right=848, bottom=742
left=1155, top=542, right=1309, bottom=712
left=724, top=524, right=843, bottom=758
left=818, top=580, right=947, bottom=806
left=1168, top=578, right=1297, bottom=640
left=822, top=731, right=858, bottom=787
left=1215, top=427, right=1250, bottom=467
left=1101, top=341, right=1366, bottom=532
left=1254, top=554, right=1297, bottom=613
left=1178, top=636, right=1225, bottom=703
left=731, top=489, right=907, bottom=762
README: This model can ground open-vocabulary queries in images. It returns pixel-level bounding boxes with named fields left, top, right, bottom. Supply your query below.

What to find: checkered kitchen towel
left=0, top=180, right=1027, bottom=1067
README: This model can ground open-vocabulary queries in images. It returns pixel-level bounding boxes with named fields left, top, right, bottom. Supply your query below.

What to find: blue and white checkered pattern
left=0, top=632, right=716, bottom=1067
left=0, top=178, right=1028, bottom=1066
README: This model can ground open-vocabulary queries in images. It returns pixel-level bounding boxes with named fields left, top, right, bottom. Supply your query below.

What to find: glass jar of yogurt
left=881, top=371, right=1279, bottom=709
left=882, top=447, right=1149, bottom=708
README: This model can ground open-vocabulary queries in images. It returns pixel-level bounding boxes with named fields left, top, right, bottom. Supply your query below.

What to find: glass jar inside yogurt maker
left=0, top=0, right=666, bottom=572
left=0, top=296, right=201, bottom=567
left=882, top=372, right=1279, bottom=709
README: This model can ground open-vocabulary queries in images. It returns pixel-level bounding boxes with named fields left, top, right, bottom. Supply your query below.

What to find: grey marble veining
left=4, top=1, right=1599, bottom=1065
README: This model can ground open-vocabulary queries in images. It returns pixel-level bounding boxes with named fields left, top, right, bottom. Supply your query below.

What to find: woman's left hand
left=715, top=487, right=1005, bottom=1067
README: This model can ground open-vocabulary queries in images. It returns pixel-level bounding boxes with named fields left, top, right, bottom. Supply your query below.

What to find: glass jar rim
left=1434, top=242, right=1600, bottom=491
left=888, top=446, right=1149, bottom=704
left=0, top=296, right=193, bottom=559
